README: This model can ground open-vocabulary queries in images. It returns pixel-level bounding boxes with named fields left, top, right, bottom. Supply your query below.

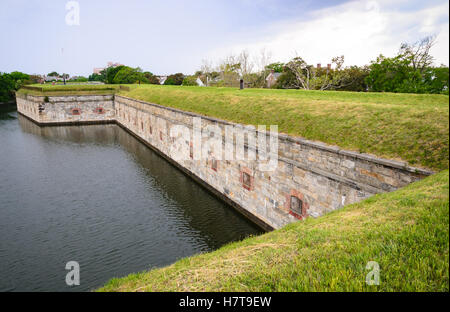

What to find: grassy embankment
left=100, top=170, right=449, bottom=291
left=16, top=84, right=120, bottom=96
left=118, top=85, right=449, bottom=171
left=99, top=85, right=448, bottom=292
left=17, top=84, right=449, bottom=291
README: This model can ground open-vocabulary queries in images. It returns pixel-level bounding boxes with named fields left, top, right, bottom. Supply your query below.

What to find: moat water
left=0, top=110, right=262, bottom=291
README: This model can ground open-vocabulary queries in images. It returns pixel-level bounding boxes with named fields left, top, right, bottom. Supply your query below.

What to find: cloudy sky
left=0, top=0, right=448, bottom=76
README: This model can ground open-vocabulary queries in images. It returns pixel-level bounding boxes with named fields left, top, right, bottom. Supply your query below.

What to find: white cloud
left=206, top=0, right=449, bottom=68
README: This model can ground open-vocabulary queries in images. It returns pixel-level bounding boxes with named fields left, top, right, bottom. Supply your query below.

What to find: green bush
left=112, top=67, right=149, bottom=84
left=164, top=73, right=184, bottom=85
left=182, top=76, right=198, bottom=86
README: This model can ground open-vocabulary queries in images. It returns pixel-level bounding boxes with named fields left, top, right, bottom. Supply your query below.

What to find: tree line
left=0, top=72, right=42, bottom=103
left=88, top=66, right=186, bottom=86
left=1, top=36, right=448, bottom=102
left=196, top=36, right=448, bottom=94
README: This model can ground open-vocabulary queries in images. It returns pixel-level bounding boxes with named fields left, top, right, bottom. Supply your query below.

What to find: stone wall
left=16, top=93, right=115, bottom=125
left=17, top=93, right=433, bottom=230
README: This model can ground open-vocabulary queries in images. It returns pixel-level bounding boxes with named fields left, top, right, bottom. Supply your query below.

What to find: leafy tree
left=426, top=66, right=449, bottom=94
left=47, top=71, right=60, bottom=77
left=143, top=72, right=160, bottom=84
left=244, top=72, right=266, bottom=88
left=112, top=67, right=149, bottom=84
left=275, top=69, right=298, bottom=89
left=0, top=71, right=33, bottom=102
left=0, top=73, right=15, bottom=102
left=311, top=56, right=367, bottom=91
left=164, top=77, right=175, bottom=85
left=182, top=76, right=198, bottom=86
left=164, top=73, right=184, bottom=85
left=365, top=54, right=411, bottom=92
left=365, top=36, right=446, bottom=94
left=9, top=71, right=29, bottom=81
left=336, top=66, right=369, bottom=92
left=88, top=73, right=105, bottom=82
left=266, top=62, right=285, bottom=73
left=399, top=36, right=436, bottom=75
left=9, top=71, right=31, bottom=90
left=104, top=65, right=126, bottom=84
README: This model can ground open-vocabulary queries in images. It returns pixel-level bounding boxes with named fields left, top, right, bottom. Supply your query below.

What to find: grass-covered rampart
left=17, top=84, right=120, bottom=96
left=99, top=170, right=449, bottom=292
left=117, top=85, right=449, bottom=171
left=17, top=84, right=448, bottom=292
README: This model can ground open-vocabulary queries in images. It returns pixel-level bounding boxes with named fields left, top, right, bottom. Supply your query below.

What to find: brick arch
left=94, top=107, right=105, bottom=114
left=71, top=108, right=81, bottom=115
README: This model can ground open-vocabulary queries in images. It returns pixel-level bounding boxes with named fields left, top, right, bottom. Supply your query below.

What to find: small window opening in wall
left=94, top=107, right=104, bottom=114
left=160, top=131, right=163, bottom=141
left=149, top=125, right=153, bottom=134
left=189, top=142, right=193, bottom=159
left=242, top=172, right=252, bottom=190
left=211, top=158, right=218, bottom=171
left=290, top=196, right=303, bottom=216
left=141, top=121, right=144, bottom=130
left=71, top=108, right=81, bottom=115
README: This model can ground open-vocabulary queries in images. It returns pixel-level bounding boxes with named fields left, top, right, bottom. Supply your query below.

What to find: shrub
left=182, top=76, right=198, bottom=86
left=164, top=73, right=184, bottom=85
left=112, top=67, right=149, bottom=84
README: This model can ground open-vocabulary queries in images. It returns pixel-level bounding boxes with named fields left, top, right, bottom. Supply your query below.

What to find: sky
left=0, top=0, right=448, bottom=76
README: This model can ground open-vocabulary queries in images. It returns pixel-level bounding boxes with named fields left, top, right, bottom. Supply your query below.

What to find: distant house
left=93, top=61, right=123, bottom=75
left=266, top=70, right=282, bottom=88
left=157, top=76, right=167, bottom=85
left=196, top=77, right=205, bottom=87
left=93, top=68, right=104, bottom=75
left=44, top=75, right=63, bottom=82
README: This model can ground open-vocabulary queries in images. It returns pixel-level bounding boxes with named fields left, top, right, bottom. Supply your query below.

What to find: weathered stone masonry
left=16, top=92, right=433, bottom=230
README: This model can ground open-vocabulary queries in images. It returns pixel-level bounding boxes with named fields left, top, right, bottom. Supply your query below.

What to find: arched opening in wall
left=71, top=108, right=81, bottom=115
left=94, top=107, right=105, bottom=114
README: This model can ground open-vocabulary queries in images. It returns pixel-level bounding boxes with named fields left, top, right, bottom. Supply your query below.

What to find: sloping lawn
left=99, top=170, right=449, bottom=292
left=119, top=85, right=449, bottom=171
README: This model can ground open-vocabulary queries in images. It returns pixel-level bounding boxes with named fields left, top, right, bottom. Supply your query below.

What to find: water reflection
left=0, top=113, right=262, bottom=292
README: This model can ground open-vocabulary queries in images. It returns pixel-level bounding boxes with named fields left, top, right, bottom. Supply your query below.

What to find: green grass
left=117, top=85, right=449, bottom=171
left=17, top=84, right=120, bottom=96
left=98, top=170, right=449, bottom=292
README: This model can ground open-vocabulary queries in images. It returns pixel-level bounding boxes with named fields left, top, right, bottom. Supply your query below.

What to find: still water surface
left=0, top=111, right=262, bottom=291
